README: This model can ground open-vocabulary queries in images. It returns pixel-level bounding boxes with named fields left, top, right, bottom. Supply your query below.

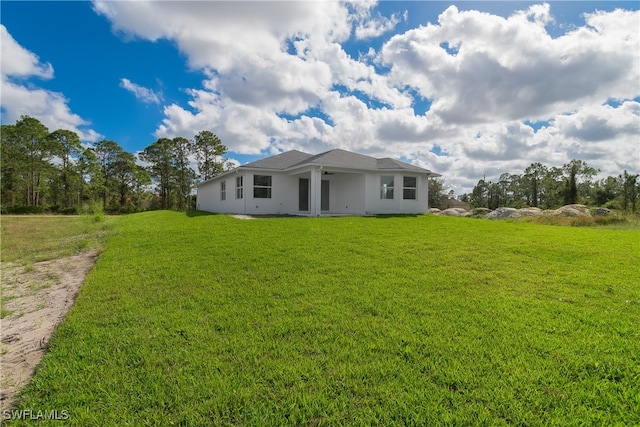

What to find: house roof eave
left=196, top=168, right=240, bottom=187
left=197, top=149, right=441, bottom=186
left=285, top=162, right=434, bottom=175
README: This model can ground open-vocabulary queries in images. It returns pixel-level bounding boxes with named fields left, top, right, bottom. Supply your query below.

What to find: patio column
left=310, top=167, right=322, bottom=216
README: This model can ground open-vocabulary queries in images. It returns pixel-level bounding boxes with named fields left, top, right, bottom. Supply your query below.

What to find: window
left=253, top=175, right=272, bottom=198
left=236, top=176, right=243, bottom=199
left=380, top=176, right=394, bottom=199
left=403, top=176, right=417, bottom=200
left=220, top=180, right=226, bottom=201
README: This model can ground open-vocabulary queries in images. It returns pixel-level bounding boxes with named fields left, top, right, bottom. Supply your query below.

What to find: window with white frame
left=236, top=176, right=243, bottom=199
left=220, top=180, right=226, bottom=200
left=403, top=176, right=417, bottom=200
left=380, top=176, right=394, bottom=199
left=253, top=175, right=272, bottom=198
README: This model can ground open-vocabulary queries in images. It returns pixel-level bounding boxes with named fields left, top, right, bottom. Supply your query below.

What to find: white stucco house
left=196, top=149, right=440, bottom=216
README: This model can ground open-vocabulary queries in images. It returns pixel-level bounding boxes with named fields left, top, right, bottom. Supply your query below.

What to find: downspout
left=236, top=169, right=247, bottom=215
left=243, top=171, right=247, bottom=214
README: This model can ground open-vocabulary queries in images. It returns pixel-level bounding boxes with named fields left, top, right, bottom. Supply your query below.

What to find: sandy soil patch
left=232, top=214, right=257, bottom=220
left=0, top=250, right=98, bottom=410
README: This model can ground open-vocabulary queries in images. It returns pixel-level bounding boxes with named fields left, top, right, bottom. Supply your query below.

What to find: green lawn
left=10, top=211, right=640, bottom=425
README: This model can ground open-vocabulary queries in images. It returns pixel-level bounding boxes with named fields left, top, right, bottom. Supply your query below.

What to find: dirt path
left=0, top=250, right=98, bottom=410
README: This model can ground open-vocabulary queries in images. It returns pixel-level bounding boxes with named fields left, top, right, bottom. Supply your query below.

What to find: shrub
left=592, top=215, right=626, bottom=226
left=59, top=207, right=78, bottom=215
left=79, top=202, right=105, bottom=222
left=4, top=206, right=45, bottom=214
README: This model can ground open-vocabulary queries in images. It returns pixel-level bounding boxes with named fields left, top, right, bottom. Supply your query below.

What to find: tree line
left=4, top=115, right=637, bottom=214
left=457, top=160, right=639, bottom=212
left=1, top=115, right=230, bottom=214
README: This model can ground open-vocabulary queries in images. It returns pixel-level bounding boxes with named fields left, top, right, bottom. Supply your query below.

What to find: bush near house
left=10, top=212, right=640, bottom=426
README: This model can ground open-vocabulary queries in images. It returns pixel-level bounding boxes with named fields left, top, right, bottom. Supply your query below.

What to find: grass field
left=1, top=215, right=113, bottom=264
left=6, top=212, right=640, bottom=425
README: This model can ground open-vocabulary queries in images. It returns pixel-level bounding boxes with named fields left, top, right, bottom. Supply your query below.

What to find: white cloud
left=355, top=10, right=405, bottom=40
left=1, top=82, right=101, bottom=141
left=93, top=1, right=354, bottom=71
left=0, top=25, right=53, bottom=79
left=120, top=78, right=162, bottom=104
left=0, top=25, right=100, bottom=141
left=96, top=1, right=410, bottom=150
left=408, top=100, right=640, bottom=193
left=93, top=2, right=639, bottom=195
left=380, top=5, right=639, bottom=125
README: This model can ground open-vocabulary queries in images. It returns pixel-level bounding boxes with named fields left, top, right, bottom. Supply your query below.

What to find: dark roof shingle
left=241, top=148, right=436, bottom=174
left=243, top=150, right=313, bottom=169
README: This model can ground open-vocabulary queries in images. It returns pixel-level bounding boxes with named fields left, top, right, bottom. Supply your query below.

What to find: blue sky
left=1, top=1, right=638, bottom=194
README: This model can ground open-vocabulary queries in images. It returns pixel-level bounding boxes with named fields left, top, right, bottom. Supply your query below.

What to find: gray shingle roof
left=242, top=150, right=313, bottom=169
left=242, top=148, right=435, bottom=174
left=295, top=149, right=378, bottom=169
left=376, top=157, right=428, bottom=173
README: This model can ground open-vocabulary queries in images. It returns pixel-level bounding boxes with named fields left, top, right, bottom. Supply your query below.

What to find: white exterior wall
left=197, top=171, right=298, bottom=215
left=198, top=169, right=430, bottom=215
left=246, top=171, right=297, bottom=215
left=364, top=173, right=428, bottom=214
left=196, top=173, right=246, bottom=214
left=327, top=173, right=366, bottom=214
